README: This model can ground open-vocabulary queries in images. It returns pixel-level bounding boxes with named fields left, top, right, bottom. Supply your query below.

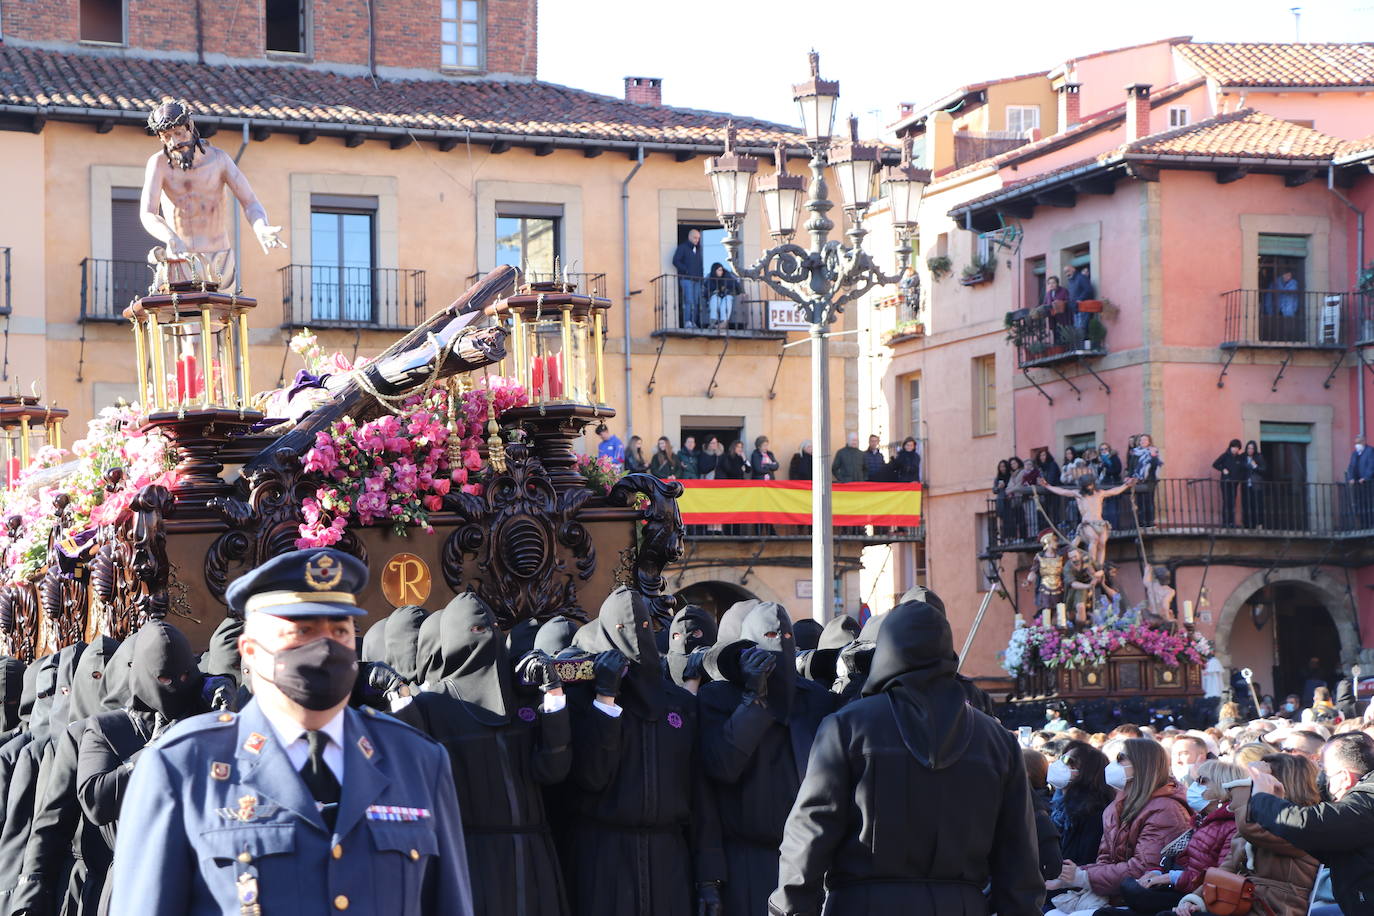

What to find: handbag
left=1199, top=867, right=1254, bottom=916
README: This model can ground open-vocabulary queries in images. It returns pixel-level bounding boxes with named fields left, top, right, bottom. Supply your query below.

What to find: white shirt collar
left=257, top=700, right=347, bottom=755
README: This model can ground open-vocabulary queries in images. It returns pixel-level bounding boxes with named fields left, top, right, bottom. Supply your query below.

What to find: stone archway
left=1213, top=568, right=1360, bottom=670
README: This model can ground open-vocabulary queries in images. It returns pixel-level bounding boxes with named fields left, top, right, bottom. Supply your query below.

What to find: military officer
left=109, top=548, right=473, bottom=915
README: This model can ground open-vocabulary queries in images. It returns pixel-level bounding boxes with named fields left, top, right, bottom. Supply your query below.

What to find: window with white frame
left=441, top=0, right=482, bottom=69
left=1168, top=106, right=1191, bottom=128
left=1006, top=105, right=1040, bottom=136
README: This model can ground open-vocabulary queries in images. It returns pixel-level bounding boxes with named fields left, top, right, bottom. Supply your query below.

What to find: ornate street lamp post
left=706, top=52, right=928, bottom=621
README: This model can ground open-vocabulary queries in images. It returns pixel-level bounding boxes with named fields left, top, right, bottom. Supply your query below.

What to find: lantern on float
left=124, top=291, right=256, bottom=415
left=0, top=396, right=68, bottom=489
left=501, top=278, right=613, bottom=491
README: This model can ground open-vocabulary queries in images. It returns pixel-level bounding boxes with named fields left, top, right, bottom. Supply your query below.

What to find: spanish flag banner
left=677, top=480, right=922, bottom=527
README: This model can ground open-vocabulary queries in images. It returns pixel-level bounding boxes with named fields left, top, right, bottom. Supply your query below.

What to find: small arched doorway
left=674, top=580, right=756, bottom=621
left=1215, top=570, right=1360, bottom=704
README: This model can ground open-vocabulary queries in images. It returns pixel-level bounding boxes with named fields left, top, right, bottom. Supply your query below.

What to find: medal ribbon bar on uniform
left=365, top=805, right=431, bottom=821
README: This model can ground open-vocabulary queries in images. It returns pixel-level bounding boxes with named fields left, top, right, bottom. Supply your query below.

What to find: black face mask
left=255, top=637, right=357, bottom=711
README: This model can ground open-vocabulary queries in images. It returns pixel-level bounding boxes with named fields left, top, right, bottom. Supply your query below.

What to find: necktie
left=300, top=730, right=340, bottom=831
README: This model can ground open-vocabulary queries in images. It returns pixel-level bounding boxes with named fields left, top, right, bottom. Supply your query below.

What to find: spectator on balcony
left=1213, top=438, right=1245, bottom=528
left=595, top=423, right=624, bottom=466
left=863, top=435, right=889, bottom=481
left=832, top=432, right=865, bottom=484
left=1264, top=269, right=1302, bottom=340
left=1099, top=443, right=1124, bottom=529
left=704, top=262, right=741, bottom=331
left=893, top=437, right=921, bottom=483
left=678, top=435, right=700, bottom=480
left=1042, top=275, right=1071, bottom=342
left=1033, top=448, right=1062, bottom=526
left=1064, top=264, right=1095, bottom=333
left=1131, top=435, right=1163, bottom=528
left=699, top=436, right=724, bottom=480
left=994, top=459, right=1014, bottom=540
left=671, top=229, right=705, bottom=329
left=649, top=436, right=680, bottom=479
left=1346, top=434, right=1374, bottom=529
left=625, top=435, right=649, bottom=474
left=789, top=441, right=814, bottom=481
left=898, top=267, right=920, bottom=319
left=1242, top=440, right=1267, bottom=528
left=1007, top=456, right=1036, bottom=541
left=720, top=440, right=751, bottom=480
left=751, top=436, right=780, bottom=481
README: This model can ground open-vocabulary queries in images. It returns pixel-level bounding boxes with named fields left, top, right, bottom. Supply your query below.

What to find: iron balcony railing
left=985, top=477, right=1373, bottom=550
left=1220, top=289, right=1355, bottom=349
left=465, top=270, right=607, bottom=298
left=684, top=521, right=924, bottom=543
left=651, top=274, right=786, bottom=339
left=1352, top=291, right=1374, bottom=347
left=280, top=265, right=425, bottom=330
left=0, top=248, right=9, bottom=316
left=953, top=131, right=1030, bottom=169
left=80, top=257, right=153, bottom=322
left=1006, top=308, right=1107, bottom=368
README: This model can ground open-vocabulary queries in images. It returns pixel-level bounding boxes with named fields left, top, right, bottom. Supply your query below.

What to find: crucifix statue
left=1037, top=476, right=1136, bottom=571
left=139, top=99, right=285, bottom=292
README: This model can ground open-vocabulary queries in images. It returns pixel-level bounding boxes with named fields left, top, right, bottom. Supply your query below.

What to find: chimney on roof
left=1125, top=83, right=1152, bottom=141
left=1057, top=83, right=1081, bottom=133
left=898, top=102, right=915, bottom=119
left=624, top=76, right=663, bottom=106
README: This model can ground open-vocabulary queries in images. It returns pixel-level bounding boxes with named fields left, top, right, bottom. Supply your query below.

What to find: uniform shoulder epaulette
left=155, top=710, right=239, bottom=747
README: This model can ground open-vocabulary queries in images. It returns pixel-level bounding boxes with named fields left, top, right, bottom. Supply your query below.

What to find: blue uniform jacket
left=110, top=698, right=472, bottom=916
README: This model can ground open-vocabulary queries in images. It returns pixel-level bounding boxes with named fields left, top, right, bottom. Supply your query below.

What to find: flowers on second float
left=1001, top=615, right=1212, bottom=676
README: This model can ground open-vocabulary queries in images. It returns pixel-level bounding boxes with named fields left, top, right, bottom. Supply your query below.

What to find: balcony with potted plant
left=882, top=318, right=926, bottom=347
left=1005, top=301, right=1109, bottom=369
left=959, top=254, right=996, bottom=286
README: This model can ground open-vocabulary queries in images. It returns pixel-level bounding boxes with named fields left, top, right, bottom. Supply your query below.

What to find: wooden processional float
left=0, top=265, right=683, bottom=659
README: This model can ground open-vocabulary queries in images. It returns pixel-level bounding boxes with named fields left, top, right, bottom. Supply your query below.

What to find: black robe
left=769, top=601, right=1043, bottom=916
left=561, top=588, right=723, bottom=916
left=697, top=603, right=839, bottom=916
left=395, top=593, right=571, bottom=916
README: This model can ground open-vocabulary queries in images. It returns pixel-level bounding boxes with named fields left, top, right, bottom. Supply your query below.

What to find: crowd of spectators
left=1019, top=676, right=1374, bottom=916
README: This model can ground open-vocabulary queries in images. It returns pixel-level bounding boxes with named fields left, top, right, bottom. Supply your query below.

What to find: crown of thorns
left=147, top=99, right=194, bottom=134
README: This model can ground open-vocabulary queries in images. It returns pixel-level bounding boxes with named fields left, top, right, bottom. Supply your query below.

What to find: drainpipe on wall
left=1329, top=165, right=1367, bottom=434
left=620, top=145, right=645, bottom=439
left=232, top=122, right=250, bottom=294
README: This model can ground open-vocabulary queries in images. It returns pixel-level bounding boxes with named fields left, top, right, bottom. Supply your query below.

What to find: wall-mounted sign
left=795, top=579, right=813, bottom=599
left=381, top=553, right=432, bottom=608
left=767, top=301, right=811, bottom=332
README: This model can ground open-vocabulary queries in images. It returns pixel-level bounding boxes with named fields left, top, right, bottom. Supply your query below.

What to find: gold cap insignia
left=305, top=553, right=344, bottom=591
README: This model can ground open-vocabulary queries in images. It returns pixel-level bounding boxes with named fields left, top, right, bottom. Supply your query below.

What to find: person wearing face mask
left=1243, top=731, right=1374, bottom=915
left=1023, top=749, right=1065, bottom=881
left=1049, top=739, right=1191, bottom=908
left=1169, top=735, right=1209, bottom=788
left=702, top=601, right=840, bottom=916
left=770, top=599, right=1043, bottom=916
left=561, top=587, right=722, bottom=916
left=12, top=636, right=124, bottom=916
left=0, top=642, right=85, bottom=911
left=107, top=548, right=473, bottom=916
left=1117, top=759, right=1243, bottom=913
left=664, top=604, right=716, bottom=694
left=1048, top=741, right=1115, bottom=869
left=395, top=593, right=570, bottom=916
left=0, top=657, right=24, bottom=735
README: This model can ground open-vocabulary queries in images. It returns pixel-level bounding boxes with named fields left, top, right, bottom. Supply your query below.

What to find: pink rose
left=423, top=494, right=443, bottom=512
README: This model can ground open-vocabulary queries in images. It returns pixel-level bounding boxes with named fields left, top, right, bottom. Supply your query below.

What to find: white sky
left=539, top=0, right=1374, bottom=136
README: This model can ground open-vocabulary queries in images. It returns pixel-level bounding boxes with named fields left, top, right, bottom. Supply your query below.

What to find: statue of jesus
left=139, top=99, right=285, bottom=291
left=1037, top=476, right=1136, bottom=571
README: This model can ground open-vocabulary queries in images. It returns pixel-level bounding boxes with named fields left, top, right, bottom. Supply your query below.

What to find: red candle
left=5, top=457, right=18, bottom=489
left=548, top=353, right=563, bottom=397
left=175, top=353, right=201, bottom=402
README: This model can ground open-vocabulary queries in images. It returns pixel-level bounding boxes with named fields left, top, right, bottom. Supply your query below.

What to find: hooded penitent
left=17, top=663, right=38, bottom=730
left=741, top=602, right=796, bottom=721
left=432, top=594, right=513, bottom=726
left=383, top=605, right=428, bottom=683
left=202, top=617, right=245, bottom=685
left=129, top=622, right=200, bottom=720
left=28, top=653, right=61, bottom=742
left=716, top=599, right=760, bottom=644
left=45, top=643, right=87, bottom=740
left=898, top=585, right=947, bottom=616
left=101, top=637, right=137, bottom=711
left=360, top=616, right=389, bottom=663
left=505, top=617, right=542, bottom=663
left=792, top=619, right=823, bottom=652
left=533, top=615, right=580, bottom=658
left=573, top=587, right=663, bottom=718
left=665, top=604, right=717, bottom=686
left=69, top=637, right=119, bottom=722
left=861, top=600, right=971, bottom=770
left=818, top=615, right=861, bottom=650
left=0, top=658, right=23, bottom=731
left=414, top=609, right=444, bottom=686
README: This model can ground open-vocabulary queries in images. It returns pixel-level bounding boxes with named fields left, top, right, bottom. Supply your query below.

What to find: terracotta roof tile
left=1176, top=42, right=1374, bottom=87
left=0, top=45, right=797, bottom=148
left=1125, top=108, right=1343, bottom=159
left=1336, top=135, right=1374, bottom=162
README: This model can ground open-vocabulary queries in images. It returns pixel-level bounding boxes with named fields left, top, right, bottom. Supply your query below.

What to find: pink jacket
left=1084, top=783, right=1192, bottom=897
left=1174, top=804, right=1237, bottom=894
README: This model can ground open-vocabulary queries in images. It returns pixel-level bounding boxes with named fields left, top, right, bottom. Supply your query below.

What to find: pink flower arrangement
left=1002, top=617, right=1212, bottom=675
left=295, top=378, right=527, bottom=547
left=574, top=453, right=625, bottom=495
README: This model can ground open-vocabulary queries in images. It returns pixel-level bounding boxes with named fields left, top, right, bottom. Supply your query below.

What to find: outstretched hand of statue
left=252, top=218, right=287, bottom=253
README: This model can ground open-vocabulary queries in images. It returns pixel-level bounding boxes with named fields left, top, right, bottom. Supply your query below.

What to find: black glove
left=682, top=646, right=710, bottom=683
left=740, top=646, right=775, bottom=702
left=696, top=882, right=723, bottom=916
left=515, top=651, right=562, bottom=693
left=839, top=642, right=874, bottom=679
left=594, top=649, right=628, bottom=697
left=366, top=661, right=409, bottom=699
left=201, top=674, right=236, bottom=712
